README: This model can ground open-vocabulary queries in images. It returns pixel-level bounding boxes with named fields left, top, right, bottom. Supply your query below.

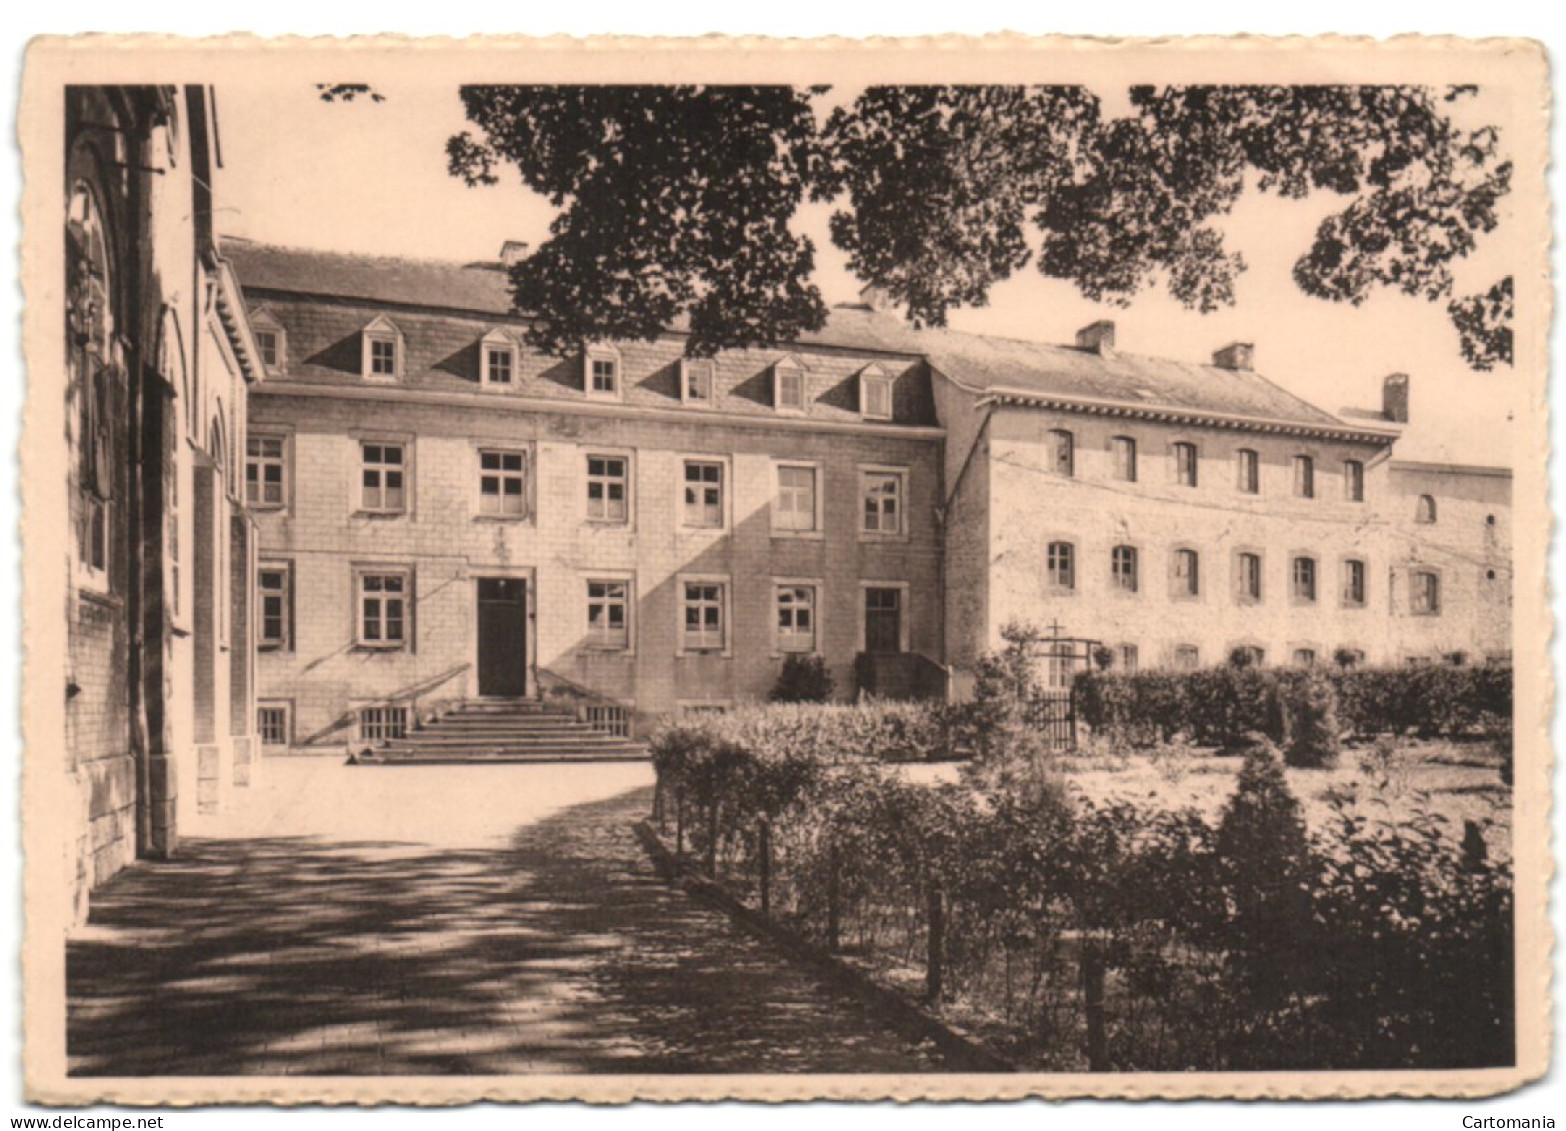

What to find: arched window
left=1416, top=494, right=1438, bottom=524
left=1343, top=459, right=1365, bottom=502
left=1111, top=545, right=1138, bottom=593
left=1412, top=570, right=1441, bottom=615
left=1235, top=448, right=1259, bottom=494
left=1046, top=541, right=1075, bottom=589
left=1111, top=436, right=1137, bottom=482
left=1046, top=429, right=1075, bottom=477
left=1172, top=548, right=1199, bottom=597
left=66, top=180, right=116, bottom=582
left=1293, top=454, right=1315, bottom=499
left=1292, top=555, right=1318, bottom=603
left=1236, top=551, right=1262, bottom=604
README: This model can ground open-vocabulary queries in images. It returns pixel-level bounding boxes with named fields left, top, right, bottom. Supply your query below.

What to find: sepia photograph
left=16, top=33, right=1551, bottom=1105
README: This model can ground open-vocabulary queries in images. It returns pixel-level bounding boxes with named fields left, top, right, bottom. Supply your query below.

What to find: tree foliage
left=1449, top=275, right=1514, bottom=369
left=441, top=83, right=1512, bottom=366
left=447, top=85, right=827, bottom=357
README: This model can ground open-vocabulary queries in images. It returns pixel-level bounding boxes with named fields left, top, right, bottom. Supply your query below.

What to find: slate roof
left=221, top=239, right=1380, bottom=437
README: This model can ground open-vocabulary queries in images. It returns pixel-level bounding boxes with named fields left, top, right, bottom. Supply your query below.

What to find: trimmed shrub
left=1078, top=664, right=1512, bottom=746
left=1283, top=667, right=1342, bottom=768
left=1210, top=739, right=1317, bottom=1035
left=770, top=653, right=835, bottom=703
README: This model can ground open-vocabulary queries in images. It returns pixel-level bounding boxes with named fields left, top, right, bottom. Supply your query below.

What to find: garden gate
left=1026, top=624, right=1101, bottom=752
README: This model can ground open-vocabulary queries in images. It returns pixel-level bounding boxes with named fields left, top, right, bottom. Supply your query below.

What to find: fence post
left=758, top=817, right=772, bottom=916
left=1081, top=938, right=1108, bottom=1071
left=706, top=799, right=719, bottom=878
left=926, top=884, right=946, bottom=1004
left=826, top=843, right=841, bottom=952
left=674, top=787, right=685, bottom=860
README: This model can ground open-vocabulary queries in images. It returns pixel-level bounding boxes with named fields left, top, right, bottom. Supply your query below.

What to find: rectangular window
left=258, top=563, right=291, bottom=650
left=1412, top=571, right=1441, bottom=615
left=1173, top=442, right=1199, bottom=487
left=257, top=704, right=290, bottom=746
left=1117, top=644, right=1139, bottom=672
left=1173, top=548, right=1199, bottom=597
left=167, top=467, right=180, bottom=618
left=1292, top=556, right=1318, bottom=603
left=1342, top=559, right=1367, bottom=607
left=1237, top=552, right=1262, bottom=604
left=1236, top=449, right=1259, bottom=494
left=255, top=330, right=280, bottom=370
left=1112, top=436, right=1137, bottom=482
left=1047, top=541, right=1075, bottom=590
left=775, top=365, right=805, bottom=412
left=586, top=455, right=629, bottom=523
left=369, top=337, right=397, bottom=378
left=485, top=346, right=514, bottom=385
left=776, top=584, right=817, bottom=653
left=682, top=461, right=724, bottom=528
left=864, top=587, right=903, bottom=653
left=1047, top=430, right=1075, bottom=477
left=358, top=571, right=408, bottom=648
left=682, top=580, right=726, bottom=652
left=860, top=470, right=904, bottom=536
left=590, top=357, right=618, bottom=395
left=1111, top=545, right=1138, bottom=593
left=360, top=442, right=406, bottom=513
left=1173, top=645, right=1201, bottom=671
left=479, top=450, right=527, bottom=517
left=1344, top=459, right=1365, bottom=502
left=682, top=358, right=714, bottom=404
left=359, top=705, right=408, bottom=743
left=774, top=464, right=819, bottom=533
left=861, top=374, right=892, bottom=420
left=246, top=433, right=286, bottom=508
left=1293, top=648, right=1317, bottom=667
left=586, top=579, right=630, bottom=650
left=1293, top=455, right=1315, bottom=498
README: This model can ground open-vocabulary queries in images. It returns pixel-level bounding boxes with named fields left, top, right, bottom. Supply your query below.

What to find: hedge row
left=1074, top=664, right=1511, bottom=747
left=647, top=710, right=1513, bottom=1071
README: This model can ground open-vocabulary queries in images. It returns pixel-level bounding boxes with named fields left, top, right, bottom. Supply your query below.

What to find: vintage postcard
left=18, top=33, right=1551, bottom=1104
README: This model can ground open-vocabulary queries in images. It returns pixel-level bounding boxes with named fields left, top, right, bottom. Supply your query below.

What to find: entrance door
left=864, top=587, right=903, bottom=653
left=476, top=577, right=529, bottom=697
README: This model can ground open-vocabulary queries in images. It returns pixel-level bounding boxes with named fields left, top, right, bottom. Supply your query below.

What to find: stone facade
left=61, top=86, right=262, bottom=924
left=227, top=244, right=1513, bottom=749
left=1384, top=460, right=1513, bottom=664
left=231, top=252, right=945, bottom=744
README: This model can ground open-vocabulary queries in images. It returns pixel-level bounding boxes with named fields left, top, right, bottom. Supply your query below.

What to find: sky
left=212, top=79, right=1522, bottom=466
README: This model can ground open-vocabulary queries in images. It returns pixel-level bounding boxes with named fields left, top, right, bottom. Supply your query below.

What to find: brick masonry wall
left=250, top=383, right=943, bottom=741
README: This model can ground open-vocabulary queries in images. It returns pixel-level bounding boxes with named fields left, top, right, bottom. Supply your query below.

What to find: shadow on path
left=68, top=785, right=943, bottom=1075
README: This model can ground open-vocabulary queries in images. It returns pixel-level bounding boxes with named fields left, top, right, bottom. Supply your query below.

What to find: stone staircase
left=353, top=699, right=647, bottom=765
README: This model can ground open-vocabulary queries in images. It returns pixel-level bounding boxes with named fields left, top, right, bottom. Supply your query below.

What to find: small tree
left=771, top=653, right=835, bottom=703
left=1213, top=738, right=1317, bottom=1045
left=1283, top=667, right=1342, bottom=769
left=958, top=622, right=1064, bottom=812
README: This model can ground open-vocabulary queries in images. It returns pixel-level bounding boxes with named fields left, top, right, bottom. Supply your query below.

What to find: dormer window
left=584, top=343, right=621, bottom=399
left=248, top=308, right=287, bottom=376
left=680, top=357, right=714, bottom=405
left=361, top=316, right=403, bottom=382
left=773, top=356, right=806, bottom=414
left=858, top=364, right=892, bottom=420
left=481, top=330, right=519, bottom=389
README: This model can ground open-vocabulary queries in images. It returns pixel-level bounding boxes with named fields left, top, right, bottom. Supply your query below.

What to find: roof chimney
left=1383, top=372, right=1410, bottom=423
left=1213, top=342, right=1255, bottom=371
left=499, top=240, right=530, bottom=268
left=1075, top=320, right=1116, bottom=355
